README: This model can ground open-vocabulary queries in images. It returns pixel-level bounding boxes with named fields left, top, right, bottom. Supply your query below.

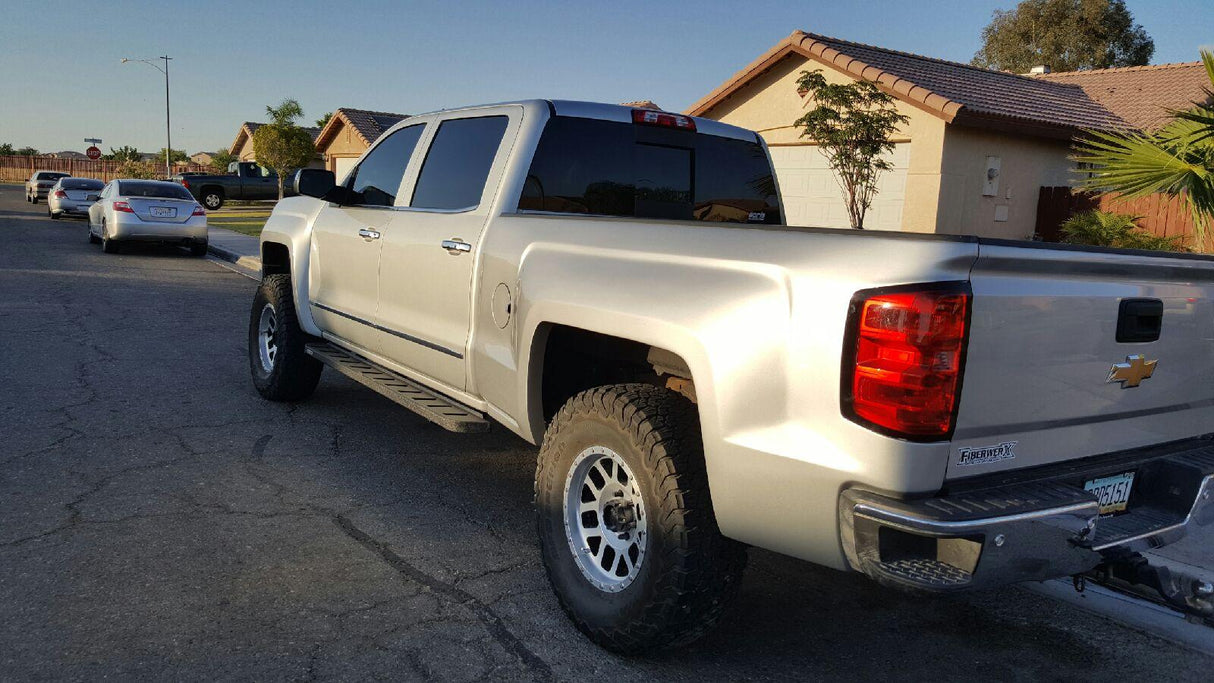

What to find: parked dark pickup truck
left=174, top=162, right=294, bottom=210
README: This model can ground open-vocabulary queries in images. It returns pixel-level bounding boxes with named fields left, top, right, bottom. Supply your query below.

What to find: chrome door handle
left=441, top=239, right=472, bottom=254
left=358, top=228, right=381, bottom=240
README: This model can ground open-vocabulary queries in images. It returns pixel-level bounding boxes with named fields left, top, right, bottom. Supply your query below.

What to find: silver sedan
left=25, top=170, right=71, bottom=203
left=47, top=177, right=104, bottom=219
left=87, top=179, right=209, bottom=256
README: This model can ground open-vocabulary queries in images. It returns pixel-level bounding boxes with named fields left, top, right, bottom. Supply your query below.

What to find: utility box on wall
left=983, top=156, right=1001, bottom=196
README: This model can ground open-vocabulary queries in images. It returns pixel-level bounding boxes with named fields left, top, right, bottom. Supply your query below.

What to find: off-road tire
left=535, top=384, right=747, bottom=653
left=249, top=274, right=322, bottom=402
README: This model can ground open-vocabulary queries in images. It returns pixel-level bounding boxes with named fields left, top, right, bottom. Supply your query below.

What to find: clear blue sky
left=1, top=0, right=1210, bottom=155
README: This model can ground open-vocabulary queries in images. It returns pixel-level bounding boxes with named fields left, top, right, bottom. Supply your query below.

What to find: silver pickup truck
left=249, top=100, right=1214, bottom=652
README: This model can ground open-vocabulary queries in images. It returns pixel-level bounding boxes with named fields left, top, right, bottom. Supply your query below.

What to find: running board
left=305, top=342, right=490, bottom=433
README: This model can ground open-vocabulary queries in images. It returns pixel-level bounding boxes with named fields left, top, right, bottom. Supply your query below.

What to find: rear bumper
left=840, top=440, right=1214, bottom=591
left=110, top=216, right=208, bottom=242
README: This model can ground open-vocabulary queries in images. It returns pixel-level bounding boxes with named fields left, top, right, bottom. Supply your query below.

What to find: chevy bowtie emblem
left=1107, top=355, right=1158, bottom=388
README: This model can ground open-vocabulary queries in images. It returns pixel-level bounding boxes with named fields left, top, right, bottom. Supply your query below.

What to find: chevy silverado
left=248, top=100, right=1214, bottom=652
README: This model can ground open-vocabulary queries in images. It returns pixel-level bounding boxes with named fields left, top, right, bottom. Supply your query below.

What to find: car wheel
left=190, top=241, right=208, bottom=257
left=202, top=190, right=224, bottom=210
left=88, top=228, right=100, bottom=244
left=535, top=384, right=748, bottom=654
left=31, top=195, right=38, bottom=205
left=101, top=221, right=119, bottom=253
left=49, top=209, right=59, bottom=220
left=249, top=274, right=322, bottom=402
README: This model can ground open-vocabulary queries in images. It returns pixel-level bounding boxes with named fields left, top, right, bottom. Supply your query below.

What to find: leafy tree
left=315, top=112, right=333, bottom=128
left=209, top=150, right=237, bottom=172
left=252, top=98, right=317, bottom=198
left=1073, top=50, right=1214, bottom=246
left=104, top=145, right=141, bottom=162
left=115, top=160, right=159, bottom=179
left=793, top=70, right=909, bottom=229
left=158, top=148, right=189, bottom=165
left=0, top=143, right=13, bottom=155
left=16, top=146, right=39, bottom=156
left=972, top=0, right=1153, bottom=73
left=1060, top=209, right=1185, bottom=251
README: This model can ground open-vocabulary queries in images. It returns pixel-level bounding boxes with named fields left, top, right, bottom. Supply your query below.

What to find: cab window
left=344, top=124, right=426, bottom=207
left=411, top=116, right=508, bottom=211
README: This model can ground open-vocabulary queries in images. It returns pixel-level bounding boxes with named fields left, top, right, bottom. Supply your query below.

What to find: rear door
left=374, top=108, right=517, bottom=390
left=948, top=242, right=1214, bottom=478
left=307, top=122, right=428, bottom=354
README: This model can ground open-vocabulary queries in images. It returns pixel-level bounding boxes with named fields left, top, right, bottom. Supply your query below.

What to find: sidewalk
left=206, top=226, right=261, bottom=279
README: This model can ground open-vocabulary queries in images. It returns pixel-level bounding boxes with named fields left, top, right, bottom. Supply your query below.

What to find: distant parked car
left=175, top=161, right=295, bottom=210
left=46, top=177, right=104, bottom=219
left=87, top=179, right=208, bottom=256
left=25, top=170, right=71, bottom=203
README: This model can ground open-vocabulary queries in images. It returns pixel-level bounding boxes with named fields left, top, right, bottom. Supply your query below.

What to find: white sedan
left=87, top=179, right=208, bottom=256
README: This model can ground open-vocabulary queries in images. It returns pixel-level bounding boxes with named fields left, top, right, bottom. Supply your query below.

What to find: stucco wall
left=235, top=135, right=256, bottom=162
left=696, top=54, right=948, bottom=233
left=936, top=126, right=1074, bottom=240
left=319, top=120, right=370, bottom=172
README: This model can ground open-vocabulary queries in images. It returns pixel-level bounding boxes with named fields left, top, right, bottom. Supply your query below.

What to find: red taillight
left=54, top=190, right=67, bottom=198
left=843, top=284, right=970, bottom=439
left=631, top=108, right=696, bottom=131
left=192, top=205, right=206, bottom=216
left=113, top=201, right=134, bottom=213
left=182, top=179, right=190, bottom=189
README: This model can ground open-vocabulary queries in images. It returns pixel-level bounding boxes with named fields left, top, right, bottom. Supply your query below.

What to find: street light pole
left=121, top=55, right=173, bottom=178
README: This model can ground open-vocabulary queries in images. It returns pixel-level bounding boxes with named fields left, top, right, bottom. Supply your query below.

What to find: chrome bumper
left=840, top=442, right=1214, bottom=591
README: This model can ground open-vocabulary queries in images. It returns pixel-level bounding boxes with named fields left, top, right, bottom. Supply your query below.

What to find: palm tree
left=1073, top=50, right=1214, bottom=244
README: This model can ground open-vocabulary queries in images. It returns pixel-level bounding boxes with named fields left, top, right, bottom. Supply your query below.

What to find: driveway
left=0, top=186, right=1210, bottom=680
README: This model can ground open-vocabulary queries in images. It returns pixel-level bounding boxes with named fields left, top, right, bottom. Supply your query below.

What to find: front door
left=376, top=110, right=516, bottom=390
left=307, top=122, right=429, bottom=353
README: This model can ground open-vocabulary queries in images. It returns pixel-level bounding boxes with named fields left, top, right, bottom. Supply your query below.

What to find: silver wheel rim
left=563, top=445, right=647, bottom=593
left=257, top=303, right=278, bottom=373
left=205, top=194, right=220, bottom=209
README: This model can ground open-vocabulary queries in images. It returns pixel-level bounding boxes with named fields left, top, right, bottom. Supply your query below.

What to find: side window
left=411, top=116, right=508, bottom=210
left=345, top=124, right=426, bottom=207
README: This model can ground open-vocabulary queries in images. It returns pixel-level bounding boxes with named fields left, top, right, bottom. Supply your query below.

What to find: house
left=313, top=108, right=409, bottom=180
left=686, top=31, right=1209, bottom=239
left=190, top=151, right=216, bottom=166
left=50, top=151, right=89, bottom=160
left=229, top=121, right=323, bottom=166
left=620, top=100, right=663, bottom=110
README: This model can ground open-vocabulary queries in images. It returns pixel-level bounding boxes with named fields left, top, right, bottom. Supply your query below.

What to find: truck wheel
left=201, top=189, right=224, bottom=210
left=249, top=274, right=322, bottom=402
left=535, top=384, right=747, bottom=653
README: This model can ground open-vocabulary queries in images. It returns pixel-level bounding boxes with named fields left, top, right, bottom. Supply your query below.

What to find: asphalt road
left=1, top=187, right=1210, bottom=681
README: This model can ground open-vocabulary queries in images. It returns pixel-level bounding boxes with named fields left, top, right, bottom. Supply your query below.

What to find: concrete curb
left=207, top=240, right=262, bottom=273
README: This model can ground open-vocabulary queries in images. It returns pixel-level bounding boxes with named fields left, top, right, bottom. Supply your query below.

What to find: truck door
left=307, top=123, right=428, bottom=355
left=375, top=108, right=518, bottom=391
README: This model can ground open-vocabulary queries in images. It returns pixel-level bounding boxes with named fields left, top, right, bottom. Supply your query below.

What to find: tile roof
left=315, top=108, right=410, bottom=150
left=1034, top=61, right=1211, bottom=130
left=687, top=31, right=1169, bottom=137
left=230, top=121, right=321, bottom=155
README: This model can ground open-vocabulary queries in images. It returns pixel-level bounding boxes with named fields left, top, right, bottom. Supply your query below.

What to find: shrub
left=1060, top=210, right=1186, bottom=251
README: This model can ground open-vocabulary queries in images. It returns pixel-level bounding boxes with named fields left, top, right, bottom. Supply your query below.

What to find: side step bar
left=305, top=342, right=490, bottom=433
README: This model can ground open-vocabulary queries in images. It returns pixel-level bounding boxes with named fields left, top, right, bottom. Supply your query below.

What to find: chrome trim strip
left=310, top=301, right=463, bottom=359
left=853, top=500, right=1099, bottom=533
left=1091, top=473, right=1214, bottom=551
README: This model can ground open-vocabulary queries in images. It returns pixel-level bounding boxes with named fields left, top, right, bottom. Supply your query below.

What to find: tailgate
left=948, top=242, right=1214, bottom=479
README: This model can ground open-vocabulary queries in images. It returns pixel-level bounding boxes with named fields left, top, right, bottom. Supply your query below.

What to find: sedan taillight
left=192, top=205, right=206, bottom=216
left=113, top=201, right=134, bottom=213
left=53, top=190, right=67, bottom=198
left=842, top=283, right=971, bottom=440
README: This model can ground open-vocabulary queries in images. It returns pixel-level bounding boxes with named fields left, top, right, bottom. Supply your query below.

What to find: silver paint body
left=88, top=179, right=208, bottom=243
left=259, top=100, right=1214, bottom=570
left=47, top=178, right=103, bottom=217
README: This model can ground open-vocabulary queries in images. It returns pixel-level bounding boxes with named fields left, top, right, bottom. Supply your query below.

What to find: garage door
left=333, top=156, right=358, bottom=185
left=768, top=143, right=909, bottom=230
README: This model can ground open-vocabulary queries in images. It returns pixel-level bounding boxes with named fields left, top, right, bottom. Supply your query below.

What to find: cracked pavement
left=1, top=188, right=1211, bottom=681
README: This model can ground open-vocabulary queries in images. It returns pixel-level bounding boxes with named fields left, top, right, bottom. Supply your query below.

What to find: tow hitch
left=1080, top=552, right=1214, bottom=626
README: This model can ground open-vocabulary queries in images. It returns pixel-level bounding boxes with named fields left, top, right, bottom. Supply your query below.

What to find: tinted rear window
left=118, top=181, right=194, bottom=200
left=61, top=178, right=103, bottom=190
left=37, top=172, right=69, bottom=181
left=411, top=116, right=509, bottom=210
left=519, top=116, right=780, bottom=224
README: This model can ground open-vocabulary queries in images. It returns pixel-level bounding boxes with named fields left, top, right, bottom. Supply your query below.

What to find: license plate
left=151, top=207, right=176, bottom=217
left=1084, top=471, right=1135, bottom=515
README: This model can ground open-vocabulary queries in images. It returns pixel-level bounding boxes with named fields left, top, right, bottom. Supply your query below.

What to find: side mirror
left=294, top=168, right=348, bottom=203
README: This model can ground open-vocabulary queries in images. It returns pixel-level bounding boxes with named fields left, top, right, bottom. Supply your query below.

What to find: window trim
left=337, top=121, right=430, bottom=211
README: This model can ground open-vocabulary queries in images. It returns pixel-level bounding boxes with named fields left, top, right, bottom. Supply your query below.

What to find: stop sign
left=86, top=146, right=101, bottom=160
